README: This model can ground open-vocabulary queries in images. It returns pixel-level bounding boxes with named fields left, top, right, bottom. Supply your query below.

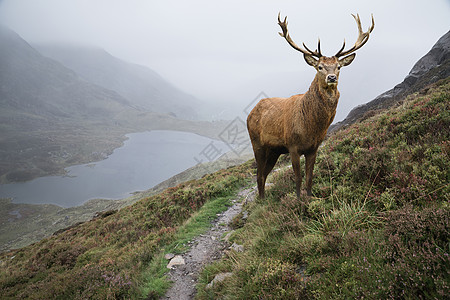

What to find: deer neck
left=310, top=75, right=340, bottom=109
left=297, top=75, right=339, bottom=130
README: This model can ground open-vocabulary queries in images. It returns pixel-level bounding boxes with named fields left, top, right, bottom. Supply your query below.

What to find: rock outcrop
left=330, top=30, right=450, bottom=132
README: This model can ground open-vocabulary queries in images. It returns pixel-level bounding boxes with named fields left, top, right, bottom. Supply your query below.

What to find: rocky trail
left=162, top=187, right=256, bottom=300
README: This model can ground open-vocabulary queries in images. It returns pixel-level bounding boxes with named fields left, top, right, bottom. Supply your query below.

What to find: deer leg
left=255, top=148, right=281, bottom=199
left=263, top=149, right=281, bottom=184
left=305, top=150, right=318, bottom=197
left=255, top=148, right=268, bottom=199
left=290, top=150, right=302, bottom=199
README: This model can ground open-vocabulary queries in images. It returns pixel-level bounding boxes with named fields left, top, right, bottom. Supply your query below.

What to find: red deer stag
left=247, top=13, right=374, bottom=200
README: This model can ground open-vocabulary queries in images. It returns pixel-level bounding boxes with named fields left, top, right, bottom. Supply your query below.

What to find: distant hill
left=0, top=24, right=139, bottom=181
left=35, top=44, right=202, bottom=119
left=330, top=30, right=450, bottom=132
left=0, top=25, right=135, bottom=129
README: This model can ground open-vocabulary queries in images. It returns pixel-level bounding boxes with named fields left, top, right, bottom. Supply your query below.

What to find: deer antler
left=278, top=12, right=322, bottom=58
left=335, top=14, right=375, bottom=57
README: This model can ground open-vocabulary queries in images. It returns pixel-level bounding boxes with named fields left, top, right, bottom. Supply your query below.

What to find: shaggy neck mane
left=309, top=75, right=340, bottom=109
left=295, top=75, right=340, bottom=132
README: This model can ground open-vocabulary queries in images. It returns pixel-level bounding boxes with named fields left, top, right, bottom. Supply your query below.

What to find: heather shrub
left=379, top=206, right=450, bottom=298
left=224, top=257, right=307, bottom=300
left=251, top=258, right=307, bottom=299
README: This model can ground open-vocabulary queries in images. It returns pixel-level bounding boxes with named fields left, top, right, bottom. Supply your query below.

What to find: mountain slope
left=0, top=24, right=140, bottom=182
left=0, top=25, right=134, bottom=128
left=330, top=30, right=450, bottom=132
left=36, top=45, right=202, bottom=119
left=0, top=79, right=447, bottom=299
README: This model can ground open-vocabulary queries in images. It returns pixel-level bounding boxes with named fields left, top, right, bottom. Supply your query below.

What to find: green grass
left=196, top=80, right=450, bottom=299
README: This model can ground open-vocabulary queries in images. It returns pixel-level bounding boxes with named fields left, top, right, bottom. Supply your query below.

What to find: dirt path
left=162, top=187, right=256, bottom=300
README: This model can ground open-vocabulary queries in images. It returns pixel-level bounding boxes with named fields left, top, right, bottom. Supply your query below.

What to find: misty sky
left=1, top=0, right=449, bottom=121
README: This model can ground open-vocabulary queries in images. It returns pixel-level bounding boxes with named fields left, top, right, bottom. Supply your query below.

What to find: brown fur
left=247, top=55, right=353, bottom=199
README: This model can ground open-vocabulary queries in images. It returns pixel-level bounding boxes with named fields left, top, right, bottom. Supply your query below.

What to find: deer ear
left=339, top=53, right=356, bottom=67
left=303, top=54, right=318, bottom=67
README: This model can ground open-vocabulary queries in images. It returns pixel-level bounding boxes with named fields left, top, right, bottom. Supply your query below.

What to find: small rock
left=230, top=242, right=244, bottom=252
left=223, top=231, right=234, bottom=242
left=206, top=272, right=233, bottom=289
left=164, top=253, right=175, bottom=260
left=211, top=236, right=216, bottom=241
left=167, top=255, right=185, bottom=269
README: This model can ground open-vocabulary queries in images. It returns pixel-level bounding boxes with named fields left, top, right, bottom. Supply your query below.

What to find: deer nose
left=327, top=74, right=337, bottom=83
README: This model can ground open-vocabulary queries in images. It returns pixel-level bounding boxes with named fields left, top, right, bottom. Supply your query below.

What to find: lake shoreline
left=0, top=114, right=233, bottom=185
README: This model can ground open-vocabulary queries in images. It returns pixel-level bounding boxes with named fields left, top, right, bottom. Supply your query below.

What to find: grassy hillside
left=0, top=80, right=448, bottom=299
left=0, top=162, right=254, bottom=299
left=196, top=80, right=449, bottom=299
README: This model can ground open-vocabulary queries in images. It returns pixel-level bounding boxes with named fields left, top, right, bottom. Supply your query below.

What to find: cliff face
left=330, top=30, right=450, bottom=132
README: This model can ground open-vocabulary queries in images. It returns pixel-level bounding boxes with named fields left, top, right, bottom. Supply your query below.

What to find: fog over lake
left=0, top=131, right=229, bottom=208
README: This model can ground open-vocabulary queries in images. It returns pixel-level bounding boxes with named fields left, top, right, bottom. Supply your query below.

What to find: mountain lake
left=0, top=130, right=230, bottom=207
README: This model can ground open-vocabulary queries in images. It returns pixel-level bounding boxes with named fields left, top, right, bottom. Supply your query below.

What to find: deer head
left=278, top=13, right=374, bottom=88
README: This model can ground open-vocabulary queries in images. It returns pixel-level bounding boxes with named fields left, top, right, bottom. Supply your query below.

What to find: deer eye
left=337, top=65, right=341, bottom=70
left=318, top=66, right=323, bottom=70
